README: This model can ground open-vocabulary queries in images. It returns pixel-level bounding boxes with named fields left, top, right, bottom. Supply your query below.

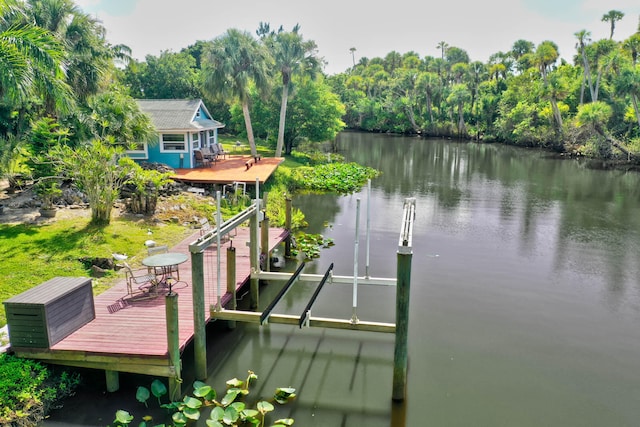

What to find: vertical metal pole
left=351, top=198, right=360, bottom=324
left=365, top=179, right=371, bottom=279
left=285, top=196, right=292, bottom=257
left=191, top=251, right=206, bottom=380
left=166, top=292, right=182, bottom=400
left=393, top=198, right=415, bottom=401
left=255, top=178, right=261, bottom=266
left=215, top=191, right=222, bottom=311
left=226, top=243, right=236, bottom=329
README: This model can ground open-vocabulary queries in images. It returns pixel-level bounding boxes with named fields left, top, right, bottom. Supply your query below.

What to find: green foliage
left=291, top=233, right=334, bottom=260
left=0, top=135, right=30, bottom=190
left=291, top=163, right=380, bottom=193
left=49, top=140, right=137, bottom=224
left=123, top=51, right=202, bottom=100
left=0, top=354, right=80, bottom=426
left=110, top=371, right=295, bottom=427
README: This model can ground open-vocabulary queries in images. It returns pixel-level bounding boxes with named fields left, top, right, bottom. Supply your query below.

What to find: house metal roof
left=136, top=99, right=225, bottom=132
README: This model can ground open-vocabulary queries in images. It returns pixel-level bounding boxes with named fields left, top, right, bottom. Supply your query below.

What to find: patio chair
left=215, top=143, right=228, bottom=159
left=122, top=262, right=158, bottom=298
left=201, top=146, right=217, bottom=162
left=193, top=149, right=211, bottom=168
left=147, top=244, right=180, bottom=280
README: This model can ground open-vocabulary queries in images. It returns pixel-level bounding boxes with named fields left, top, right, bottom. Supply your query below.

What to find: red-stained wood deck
left=172, top=155, right=284, bottom=185
left=11, top=226, right=288, bottom=376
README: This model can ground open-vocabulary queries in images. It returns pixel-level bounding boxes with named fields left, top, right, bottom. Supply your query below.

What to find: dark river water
left=45, top=132, right=640, bottom=426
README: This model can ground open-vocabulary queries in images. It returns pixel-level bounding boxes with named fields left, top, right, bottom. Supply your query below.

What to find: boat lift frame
left=187, top=178, right=415, bottom=401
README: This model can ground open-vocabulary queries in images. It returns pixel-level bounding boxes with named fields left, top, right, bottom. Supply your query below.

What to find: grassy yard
left=0, top=214, right=193, bottom=327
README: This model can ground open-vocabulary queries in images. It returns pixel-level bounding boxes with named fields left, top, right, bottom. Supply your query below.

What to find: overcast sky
left=76, top=0, right=640, bottom=75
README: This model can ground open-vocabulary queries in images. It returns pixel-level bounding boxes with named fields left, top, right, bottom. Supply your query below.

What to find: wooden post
left=227, top=244, right=237, bottom=329
left=191, top=251, right=207, bottom=381
left=261, top=216, right=270, bottom=273
left=392, top=249, right=412, bottom=401
left=249, top=213, right=259, bottom=308
left=166, top=292, right=182, bottom=400
left=285, top=196, right=292, bottom=257
left=392, top=199, right=415, bottom=401
left=105, top=370, right=119, bottom=392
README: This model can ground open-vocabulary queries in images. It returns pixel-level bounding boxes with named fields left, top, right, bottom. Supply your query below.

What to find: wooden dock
left=172, top=155, right=284, bottom=185
left=10, top=226, right=288, bottom=381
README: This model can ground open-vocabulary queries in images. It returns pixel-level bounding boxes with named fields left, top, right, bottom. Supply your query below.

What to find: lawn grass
left=0, top=215, right=193, bottom=326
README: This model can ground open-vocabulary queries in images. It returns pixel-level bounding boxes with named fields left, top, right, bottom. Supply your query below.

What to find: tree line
left=1, top=1, right=639, bottom=216
left=328, top=10, right=640, bottom=160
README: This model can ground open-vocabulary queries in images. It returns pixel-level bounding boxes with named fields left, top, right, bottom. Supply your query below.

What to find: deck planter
left=4, top=277, right=94, bottom=348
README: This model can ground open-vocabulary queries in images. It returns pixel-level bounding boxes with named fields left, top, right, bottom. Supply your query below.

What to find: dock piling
left=166, top=292, right=182, bottom=400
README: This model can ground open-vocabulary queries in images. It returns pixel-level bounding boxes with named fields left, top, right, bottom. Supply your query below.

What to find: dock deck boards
left=14, top=227, right=287, bottom=364
left=172, top=155, right=284, bottom=185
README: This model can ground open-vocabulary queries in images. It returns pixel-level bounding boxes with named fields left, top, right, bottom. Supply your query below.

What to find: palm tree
left=601, top=10, right=625, bottom=40
left=447, top=83, right=470, bottom=136
left=202, top=29, right=272, bottom=157
left=534, top=41, right=563, bottom=133
left=614, top=65, right=640, bottom=128
left=269, top=27, right=320, bottom=157
left=350, top=47, right=357, bottom=67
left=436, top=41, right=448, bottom=60
left=0, top=1, right=70, bottom=117
left=27, top=0, right=112, bottom=104
left=575, top=29, right=595, bottom=104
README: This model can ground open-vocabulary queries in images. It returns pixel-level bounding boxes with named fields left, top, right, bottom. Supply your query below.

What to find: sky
left=75, top=0, right=640, bottom=75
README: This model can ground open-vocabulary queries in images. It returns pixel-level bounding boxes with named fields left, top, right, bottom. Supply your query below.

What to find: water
left=45, top=132, right=640, bottom=426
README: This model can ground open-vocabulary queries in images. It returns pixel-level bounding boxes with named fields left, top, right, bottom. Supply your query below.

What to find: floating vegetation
left=291, top=232, right=335, bottom=260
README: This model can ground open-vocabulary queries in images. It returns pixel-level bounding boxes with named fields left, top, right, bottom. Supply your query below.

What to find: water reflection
left=43, top=132, right=640, bottom=426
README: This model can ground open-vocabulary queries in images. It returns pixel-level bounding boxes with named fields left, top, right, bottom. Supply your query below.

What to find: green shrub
left=0, top=354, right=80, bottom=426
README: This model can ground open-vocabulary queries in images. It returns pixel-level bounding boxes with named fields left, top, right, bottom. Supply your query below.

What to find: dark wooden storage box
left=4, top=277, right=94, bottom=348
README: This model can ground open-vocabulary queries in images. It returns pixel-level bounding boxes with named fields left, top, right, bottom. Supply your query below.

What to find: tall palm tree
left=202, top=29, right=272, bottom=157
left=269, top=26, right=320, bottom=157
left=27, top=0, right=112, bottom=105
left=436, top=41, right=448, bottom=60
left=534, top=41, right=563, bottom=133
left=601, top=10, right=625, bottom=40
left=575, top=29, right=595, bottom=104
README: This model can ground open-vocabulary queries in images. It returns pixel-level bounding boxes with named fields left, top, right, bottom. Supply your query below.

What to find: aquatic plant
left=110, top=370, right=296, bottom=427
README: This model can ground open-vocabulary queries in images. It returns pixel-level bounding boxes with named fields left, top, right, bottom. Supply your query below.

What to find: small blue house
left=130, top=99, right=225, bottom=169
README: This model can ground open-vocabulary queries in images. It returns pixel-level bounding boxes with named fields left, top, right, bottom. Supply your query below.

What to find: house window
left=124, top=141, right=148, bottom=159
left=192, top=132, right=200, bottom=148
left=208, top=130, right=216, bottom=145
left=161, top=133, right=187, bottom=152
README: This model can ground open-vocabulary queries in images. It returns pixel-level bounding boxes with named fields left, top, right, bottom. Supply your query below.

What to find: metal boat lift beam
left=253, top=271, right=395, bottom=286
left=211, top=310, right=396, bottom=333
left=259, top=262, right=306, bottom=325
left=298, top=263, right=334, bottom=328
